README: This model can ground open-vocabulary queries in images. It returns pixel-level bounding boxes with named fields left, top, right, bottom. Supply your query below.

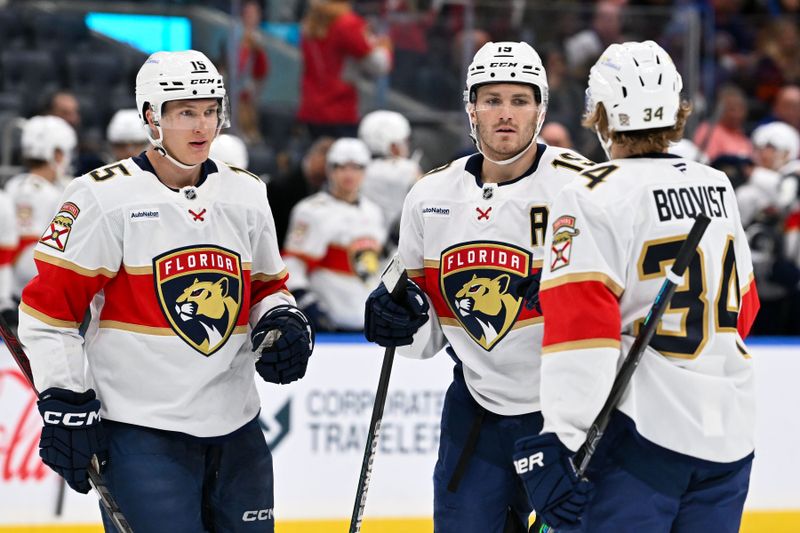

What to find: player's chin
left=185, top=142, right=211, bottom=163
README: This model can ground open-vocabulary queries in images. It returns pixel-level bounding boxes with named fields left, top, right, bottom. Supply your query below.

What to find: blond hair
left=583, top=101, right=693, bottom=154
left=302, top=0, right=352, bottom=39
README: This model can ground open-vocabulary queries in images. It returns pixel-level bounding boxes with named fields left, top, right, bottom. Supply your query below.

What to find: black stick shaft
left=0, top=314, right=134, bottom=533
left=349, top=267, right=408, bottom=533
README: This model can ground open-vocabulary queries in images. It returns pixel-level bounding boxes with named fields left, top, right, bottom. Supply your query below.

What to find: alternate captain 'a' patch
left=440, top=242, right=530, bottom=351
left=39, top=202, right=80, bottom=252
left=550, top=215, right=580, bottom=271
left=154, top=245, right=243, bottom=356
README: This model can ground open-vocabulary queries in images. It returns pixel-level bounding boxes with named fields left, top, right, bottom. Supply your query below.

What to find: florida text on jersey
left=397, top=145, right=594, bottom=415
left=18, top=155, right=293, bottom=437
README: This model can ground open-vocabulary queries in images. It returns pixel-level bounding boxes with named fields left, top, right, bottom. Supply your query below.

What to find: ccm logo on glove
left=513, top=451, right=544, bottom=474
left=42, top=410, right=101, bottom=426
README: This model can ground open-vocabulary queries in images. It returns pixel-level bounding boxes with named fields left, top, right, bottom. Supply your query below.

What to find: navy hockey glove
left=252, top=305, right=315, bottom=384
left=511, top=271, right=542, bottom=314
left=293, top=288, right=335, bottom=332
left=364, top=279, right=429, bottom=347
left=513, top=433, right=593, bottom=529
left=37, top=387, right=108, bottom=494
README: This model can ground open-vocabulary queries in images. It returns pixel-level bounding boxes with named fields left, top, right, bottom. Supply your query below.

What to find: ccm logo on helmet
left=190, top=79, right=217, bottom=84
left=242, top=509, right=274, bottom=522
left=489, top=62, right=518, bottom=67
left=43, top=411, right=101, bottom=427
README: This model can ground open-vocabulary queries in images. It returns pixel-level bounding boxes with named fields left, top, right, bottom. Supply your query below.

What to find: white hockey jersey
left=539, top=153, right=759, bottom=463
left=5, top=173, right=66, bottom=296
left=361, top=156, right=421, bottom=228
left=0, top=189, right=19, bottom=311
left=18, top=154, right=293, bottom=437
left=283, top=191, right=386, bottom=330
left=397, top=146, right=593, bottom=415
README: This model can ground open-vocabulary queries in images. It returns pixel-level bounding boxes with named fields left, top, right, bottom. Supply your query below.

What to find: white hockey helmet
left=464, top=41, right=549, bottom=165
left=326, top=138, right=371, bottom=168
left=135, top=50, right=229, bottom=169
left=586, top=41, right=683, bottom=134
left=358, top=110, right=411, bottom=157
left=107, top=109, right=148, bottom=144
left=210, top=133, right=249, bottom=169
left=21, top=115, right=77, bottom=163
left=752, top=121, right=800, bottom=161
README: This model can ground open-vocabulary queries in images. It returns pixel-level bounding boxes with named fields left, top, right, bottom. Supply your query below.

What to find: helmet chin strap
left=595, top=127, right=613, bottom=161
left=146, top=122, right=201, bottom=171
left=469, top=119, right=536, bottom=166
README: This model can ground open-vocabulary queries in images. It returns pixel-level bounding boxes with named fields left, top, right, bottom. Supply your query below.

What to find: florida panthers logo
left=440, top=242, right=531, bottom=350
left=154, top=246, right=243, bottom=356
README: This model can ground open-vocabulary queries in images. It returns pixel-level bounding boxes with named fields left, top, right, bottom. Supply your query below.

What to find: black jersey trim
left=465, top=143, right=548, bottom=188
left=132, top=151, right=218, bottom=191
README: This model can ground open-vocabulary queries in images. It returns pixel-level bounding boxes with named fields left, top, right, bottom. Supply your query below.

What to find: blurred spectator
left=386, top=0, right=436, bottom=98
left=693, top=85, right=753, bottom=161
left=106, top=109, right=149, bottom=162
left=297, top=0, right=392, bottom=139
left=210, top=133, right=250, bottom=169
left=5, top=116, right=76, bottom=298
left=539, top=122, right=574, bottom=149
left=282, top=138, right=385, bottom=331
left=751, top=18, right=800, bottom=105
left=268, top=136, right=335, bottom=247
left=564, top=1, right=624, bottom=76
left=358, top=110, right=420, bottom=236
left=42, top=89, right=103, bottom=175
left=539, top=46, right=584, bottom=142
left=45, top=90, right=80, bottom=130
left=237, top=0, right=270, bottom=144
left=761, top=85, right=800, bottom=131
left=0, top=189, right=19, bottom=327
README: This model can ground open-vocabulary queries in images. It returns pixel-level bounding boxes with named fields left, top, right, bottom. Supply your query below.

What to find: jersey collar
left=131, top=151, right=218, bottom=191
left=625, top=152, right=682, bottom=159
left=465, top=143, right=548, bottom=188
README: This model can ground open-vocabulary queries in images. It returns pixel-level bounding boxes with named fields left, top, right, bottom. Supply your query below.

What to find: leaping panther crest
left=174, top=278, right=239, bottom=353
left=454, top=273, right=520, bottom=350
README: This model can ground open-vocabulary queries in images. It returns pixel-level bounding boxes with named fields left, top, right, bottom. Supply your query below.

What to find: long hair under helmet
left=463, top=41, right=549, bottom=166
left=135, top=50, right=230, bottom=170
left=585, top=40, right=683, bottom=159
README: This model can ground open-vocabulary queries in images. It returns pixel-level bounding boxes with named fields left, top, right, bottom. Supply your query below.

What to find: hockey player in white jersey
left=358, top=110, right=421, bottom=235
left=514, top=41, right=760, bottom=532
left=105, top=109, right=149, bottom=162
left=0, top=188, right=18, bottom=326
left=5, top=115, right=76, bottom=297
left=364, top=41, right=597, bottom=532
left=283, top=137, right=386, bottom=331
left=17, top=50, right=314, bottom=532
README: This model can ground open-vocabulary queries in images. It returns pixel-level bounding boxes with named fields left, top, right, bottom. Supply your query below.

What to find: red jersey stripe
left=100, top=267, right=253, bottom=328
left=784, top=211, right=800, bottom=232
left=21, top=259, right=113, bottom=324
left=0, top=246, right=15, bottom=265
left=541, top=280, right=621, bottom=348
left=738, top=277, right=759, bottom=340
left=252, top=275, right=289, bottom=306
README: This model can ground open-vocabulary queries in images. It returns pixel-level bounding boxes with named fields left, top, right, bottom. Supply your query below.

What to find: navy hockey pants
left=568, top=412, right=752, bottom=533
left=433, top=363, right=543, bottom=533
left=100, top=417, right=274, bottom=533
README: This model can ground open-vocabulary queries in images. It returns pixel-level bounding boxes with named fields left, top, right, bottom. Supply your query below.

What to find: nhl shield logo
left=154, top=245, right=243, bottom=356
left=440, top=242, right=531, bottom=351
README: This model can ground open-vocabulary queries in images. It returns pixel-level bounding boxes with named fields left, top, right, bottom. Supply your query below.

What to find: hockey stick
left=349, top=255, right=408, bottom=533
left=0, top=314, right=134, bottom=533
left=530, top=213, right=711, bottom=533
